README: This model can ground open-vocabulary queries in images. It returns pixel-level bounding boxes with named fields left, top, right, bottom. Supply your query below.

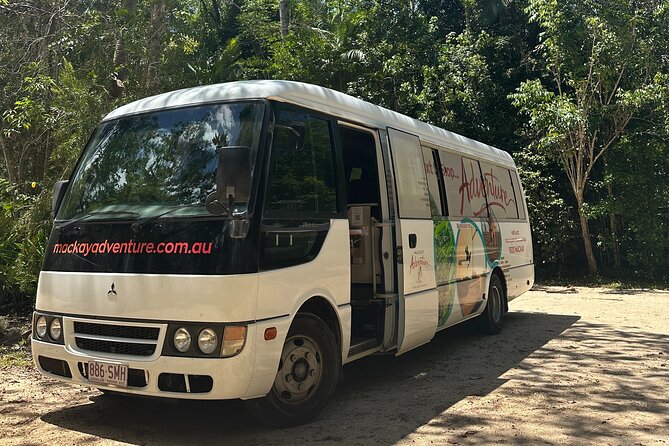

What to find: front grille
left=76, top=338, right=156, bottom=356
left=74, top=322, right=159, bottom=340
left=72, top=320, right=160, bottom=357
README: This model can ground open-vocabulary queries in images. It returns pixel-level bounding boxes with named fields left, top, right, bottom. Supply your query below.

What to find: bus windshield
left=57, top=101, right=266, bottom=222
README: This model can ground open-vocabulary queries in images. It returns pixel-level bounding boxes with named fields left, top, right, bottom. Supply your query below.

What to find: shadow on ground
left=411, top=316, right=669, bottom=445
left=602, top=288, right=669, bottom=295
left=28, top=312, right=584, bottom=445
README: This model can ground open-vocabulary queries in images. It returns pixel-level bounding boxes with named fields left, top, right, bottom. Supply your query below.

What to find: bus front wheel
left=477, top=274, right=505, bottom=334
left=245, top=313, right=340, bottom=426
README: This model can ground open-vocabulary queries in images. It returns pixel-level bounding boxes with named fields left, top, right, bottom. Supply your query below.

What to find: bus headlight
left=197, top=328, right=218, bottom=354
left=163, top=323, right=243, bottom=357
left=49, top=318, right=62, bottom=341
left=174, top=327, right=191, bottom=352
left=35, top=316, right=48, bottom=339
left=221, top=325, right=246, bottom=357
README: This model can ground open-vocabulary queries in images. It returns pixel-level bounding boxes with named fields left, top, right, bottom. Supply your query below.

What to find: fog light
left=197, top=328, right=218, bottom=354
left=36, top=316, right=47, bottom=339
left=49, top=318, right=62, bottom=340
left=174, top=327, right=191, bottom=352
left=222, top=326, right=247, bottom=357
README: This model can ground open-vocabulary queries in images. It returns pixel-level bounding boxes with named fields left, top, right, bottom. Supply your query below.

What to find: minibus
left=32, top=80, right=533, bottom=426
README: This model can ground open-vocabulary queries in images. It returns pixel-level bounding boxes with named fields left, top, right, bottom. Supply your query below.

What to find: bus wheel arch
left=296, top=296, right=342, bottom=351
left=477, top=268, right=507, bottom=334
left=245, top=306, right=341, bottom=426
left=491, top=267, right=509, bottom=313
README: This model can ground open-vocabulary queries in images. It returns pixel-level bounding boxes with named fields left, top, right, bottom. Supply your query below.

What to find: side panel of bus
left=421, top=144, right=533, bottom=330
left=478, top=162, right=534, bottom=299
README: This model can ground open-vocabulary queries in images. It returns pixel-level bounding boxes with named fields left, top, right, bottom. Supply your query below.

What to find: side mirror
left=205, top=146, right=251, bottom=216
left=52, top=180, right=69, bottom=218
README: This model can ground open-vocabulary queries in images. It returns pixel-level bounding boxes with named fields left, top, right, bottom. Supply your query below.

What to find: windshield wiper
left=56, top=210, right=140, bottom=233
left=130, top=204, right=209, bottom=234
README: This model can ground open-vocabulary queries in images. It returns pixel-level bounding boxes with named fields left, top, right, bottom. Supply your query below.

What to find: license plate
left=87, top=361, right=128, bottom=388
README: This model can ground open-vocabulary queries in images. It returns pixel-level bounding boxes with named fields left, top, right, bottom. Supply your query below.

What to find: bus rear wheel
left=477, top=273, right=505, bottom=334
left=245, top=313, right=340, bottom=427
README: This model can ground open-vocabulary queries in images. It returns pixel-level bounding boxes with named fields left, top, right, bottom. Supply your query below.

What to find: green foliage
left=415, top=31, right=496, bottom=138
left=0, top=0, right=668, bottom=314
left=512, top=0, right=669, bottom=274
left=514, top=148, right=580, bottom=276
left=597, top=133, right=669, bottom=281
left=0, top=179, right=48, bottom=314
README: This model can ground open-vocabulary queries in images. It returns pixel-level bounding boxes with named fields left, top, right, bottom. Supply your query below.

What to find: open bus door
left=386, top=128, right=439, bottom=354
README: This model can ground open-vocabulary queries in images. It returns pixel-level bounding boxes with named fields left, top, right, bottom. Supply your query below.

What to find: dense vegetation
left=1, top=0, right=668, bottom=313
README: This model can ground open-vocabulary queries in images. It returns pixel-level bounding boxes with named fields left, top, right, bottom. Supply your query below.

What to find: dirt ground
left=1, top=286, right=668, bottom=445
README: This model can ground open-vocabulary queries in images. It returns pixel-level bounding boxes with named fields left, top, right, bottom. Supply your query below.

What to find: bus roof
left=103, top=80, right=515, bottom=167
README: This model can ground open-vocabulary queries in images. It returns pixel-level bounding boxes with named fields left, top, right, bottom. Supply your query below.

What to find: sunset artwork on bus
left=32, top=81, right=534, bottom=426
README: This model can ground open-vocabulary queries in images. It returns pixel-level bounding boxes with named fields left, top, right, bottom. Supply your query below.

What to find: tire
left=244, top=313, right=341, bottom=427
left=477, top=273, right=505, bottom=335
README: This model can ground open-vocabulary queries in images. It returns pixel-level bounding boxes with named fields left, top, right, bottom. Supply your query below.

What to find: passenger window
left=509, top=170, right=526, bottom=220
left=342, top=127, right=380, bottom=207
left=265, top=112, right=338, bottom=216
left=422, top=146, right=444, bottom=217
left=388, top=128, right=431, bottom=219
left=479, top=162, right=519, bottom=219
left=439, top=151, right=488, bottom=218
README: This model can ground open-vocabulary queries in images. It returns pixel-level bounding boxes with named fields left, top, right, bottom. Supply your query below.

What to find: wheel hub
left=293, top=360, right=309, bottom=381
left=274, top=335, right=323, bottom=403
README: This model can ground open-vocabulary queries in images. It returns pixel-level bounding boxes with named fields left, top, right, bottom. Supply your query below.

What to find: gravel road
left=1, top=286, right=668, bottom=445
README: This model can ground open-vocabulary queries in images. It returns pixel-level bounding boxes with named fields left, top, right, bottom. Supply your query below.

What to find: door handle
left=408, top=233, right=417, bottom=248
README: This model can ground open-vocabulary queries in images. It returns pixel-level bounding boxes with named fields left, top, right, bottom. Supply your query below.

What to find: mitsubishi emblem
left=108, top=282, right=117, bottom=296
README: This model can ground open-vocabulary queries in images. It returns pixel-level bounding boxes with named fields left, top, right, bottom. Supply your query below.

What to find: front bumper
left=31, top=314, right=290, bottom=400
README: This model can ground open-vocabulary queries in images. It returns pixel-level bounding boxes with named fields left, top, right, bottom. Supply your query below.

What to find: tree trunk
left=603, top=154, right=621, bottom=271
left=110, top=35, right=127, bottom=98
left=0, top=138, right=16, bottom=183
left=577, top=195, right=598, bottom=274
left=42, top=134, right=50, bottom=181
left=145, top=1, right=166, bottom=91
left=607, top=184, right=621, bottom=271
left=279, top=0, right=288, bottom=37
left=110, top=0, right=136, bottom=98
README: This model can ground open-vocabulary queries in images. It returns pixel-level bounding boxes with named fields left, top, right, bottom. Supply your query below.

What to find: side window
left=439, top=151, right=488, bottom=218
left=509, top=170, right=526, bottom=220
left=422, top=146, right=444, bottom=217
left=387, top=128, right=431, bottom=219
left=479, top=162, right=519, bottom=219
left=265, top=110, right=338, bottom=216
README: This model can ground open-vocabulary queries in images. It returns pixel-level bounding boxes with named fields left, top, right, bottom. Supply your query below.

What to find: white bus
left=32, top=80, right=533, bottom=426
